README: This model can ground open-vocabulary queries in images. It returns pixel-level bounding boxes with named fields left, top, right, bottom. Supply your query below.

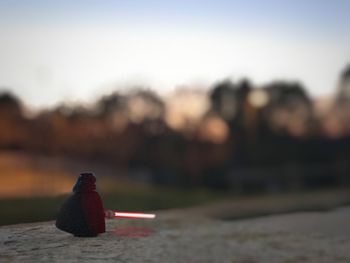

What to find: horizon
left=1, top=0, right=349, bottom=108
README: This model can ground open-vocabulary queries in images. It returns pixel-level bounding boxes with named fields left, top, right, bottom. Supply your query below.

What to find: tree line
left=0, top=65, right=350, bottom=191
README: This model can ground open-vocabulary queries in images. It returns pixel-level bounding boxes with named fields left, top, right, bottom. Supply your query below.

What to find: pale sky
left=0, top=0, right=349, bottom=108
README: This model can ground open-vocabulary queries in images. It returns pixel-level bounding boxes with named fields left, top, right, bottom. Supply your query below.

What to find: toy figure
left=56, top=172, right=110, bottom=237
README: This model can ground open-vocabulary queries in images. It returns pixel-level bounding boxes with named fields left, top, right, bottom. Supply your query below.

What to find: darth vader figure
left=56, top=172, right=105, bottom=237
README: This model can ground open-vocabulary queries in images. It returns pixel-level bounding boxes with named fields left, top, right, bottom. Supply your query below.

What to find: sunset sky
left=0, top=0, right=349, bottom=108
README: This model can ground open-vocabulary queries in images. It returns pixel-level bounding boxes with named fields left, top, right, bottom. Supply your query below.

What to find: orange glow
left=128, top=96, right=162, bottom=123
left=165, top=88, right=209, bottom=131
left=0, top=153, right=75, bottom=197
left=248, top=89, right=269, bottom=108
left=0, top=170, right=74, bottom=198
left=110, top=112, right=128, bottom=133
left=287, top=116, right=307, bottom=137
left=198, top=116, right=229, bottom=144
left=322, top=115, right=345, bottom=138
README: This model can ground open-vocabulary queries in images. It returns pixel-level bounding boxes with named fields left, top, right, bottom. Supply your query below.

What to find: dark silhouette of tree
left=209, top=80, right=237, bottom=122
left=262, top=81, right=313, bottom=136
left=209, top=79, right=252, bottom=129
left=0, top=90, right=22, bottom=117
left=264, top=81, right=310, bottom=107
left=0, top=90, right=25, bottom=149
left=95, top=92, right=126, bottom=118
left=126, top=89, right=165, bottom=124
left=336, top=64, right=350, bottom=104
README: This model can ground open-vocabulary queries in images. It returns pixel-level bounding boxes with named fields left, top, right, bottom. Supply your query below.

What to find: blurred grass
left=0, top=151, right=227, bottom=226
left=0, top=196, right=66, bottom=226
left=0, top=186, right=225, bottom=226
left=1, top=184, right=350, bottom=227
left=1, top=152, right=349, bottom=227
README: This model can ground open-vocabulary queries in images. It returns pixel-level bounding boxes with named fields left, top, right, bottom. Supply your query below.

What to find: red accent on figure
left=81, top=189, right=106, bottom=235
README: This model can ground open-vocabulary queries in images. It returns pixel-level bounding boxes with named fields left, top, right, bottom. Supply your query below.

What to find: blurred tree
left=263, top=81, right=313, bottom=137
left=0, top=91, right=26, bottom=149
left=0, top=91, right=22, bottom=117
left=328, top=64, right=350, bottom=137
left=96, top=92, right=126, bottom=118
left=209, top=79, right=252, bottom=130
left=127, top=89, right=165, bottom=124
left=210, top=80, right=237, bottom=122
left=337, top=64, right=350, bottom=103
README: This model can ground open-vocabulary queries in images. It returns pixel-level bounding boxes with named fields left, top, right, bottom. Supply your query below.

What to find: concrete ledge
left=1, top=204, right=350, bottom=262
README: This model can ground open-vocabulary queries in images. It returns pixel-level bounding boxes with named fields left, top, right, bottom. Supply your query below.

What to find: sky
left=0, top=0, right=349, bottom=108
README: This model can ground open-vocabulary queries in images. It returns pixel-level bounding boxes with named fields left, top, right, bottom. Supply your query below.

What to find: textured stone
left=1, top=206, right=350, bottom=262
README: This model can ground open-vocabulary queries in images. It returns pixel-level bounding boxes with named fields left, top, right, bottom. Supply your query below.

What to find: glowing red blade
left=114, top=212, right=156, bottom=219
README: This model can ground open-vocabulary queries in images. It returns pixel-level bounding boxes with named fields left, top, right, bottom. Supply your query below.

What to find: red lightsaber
left=114, top=211, right=156, bottom=219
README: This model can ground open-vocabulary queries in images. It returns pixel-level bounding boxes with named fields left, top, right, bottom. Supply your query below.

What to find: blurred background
left=0, top=0, right=350, bottom=225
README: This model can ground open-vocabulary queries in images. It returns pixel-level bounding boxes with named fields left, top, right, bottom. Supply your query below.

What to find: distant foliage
left=1, top=66, right=350, bottom=190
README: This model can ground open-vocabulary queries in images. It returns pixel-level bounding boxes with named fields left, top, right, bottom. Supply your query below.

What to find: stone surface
left=1, top=206, right=350, bottom=262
